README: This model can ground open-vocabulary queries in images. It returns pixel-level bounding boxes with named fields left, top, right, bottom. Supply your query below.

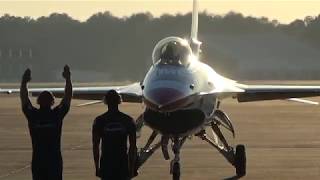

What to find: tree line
left=0, top=11, right=320, bottom=82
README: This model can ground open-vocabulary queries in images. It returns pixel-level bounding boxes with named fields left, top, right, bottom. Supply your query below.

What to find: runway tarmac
left=0, top=94, right=320, bottom=179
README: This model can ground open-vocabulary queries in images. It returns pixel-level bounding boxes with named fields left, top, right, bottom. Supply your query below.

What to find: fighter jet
left=2, top=0, right=320, bottom=179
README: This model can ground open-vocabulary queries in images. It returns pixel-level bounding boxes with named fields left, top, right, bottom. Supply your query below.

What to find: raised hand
left=22, top=68, right=31, bottom=83
left=62, top=65, right=71, bottom=80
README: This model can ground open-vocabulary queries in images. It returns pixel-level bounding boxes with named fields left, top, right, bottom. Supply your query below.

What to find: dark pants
left=100, top=154, right=129, bottom=180
left=32, top=154, right=63, bottom=180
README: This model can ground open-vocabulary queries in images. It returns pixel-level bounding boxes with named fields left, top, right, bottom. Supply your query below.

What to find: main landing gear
left=196, top=129, right=246, bottom=177
left=195, top=110, right=247, bottom=177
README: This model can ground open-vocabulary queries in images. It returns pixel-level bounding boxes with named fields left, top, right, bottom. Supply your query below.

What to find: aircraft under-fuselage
left=3, top=0, right=320, bottom=179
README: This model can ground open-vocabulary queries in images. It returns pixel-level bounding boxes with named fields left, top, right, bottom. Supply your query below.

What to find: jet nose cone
left=144, top=88, right=187, bottom=111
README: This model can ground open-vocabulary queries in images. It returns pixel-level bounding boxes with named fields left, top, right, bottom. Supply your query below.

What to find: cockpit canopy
left=152, top=37, right=193, bottom=66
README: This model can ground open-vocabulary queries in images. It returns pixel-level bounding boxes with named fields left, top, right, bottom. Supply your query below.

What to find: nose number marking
left=157, top=68, right=181, bottom=76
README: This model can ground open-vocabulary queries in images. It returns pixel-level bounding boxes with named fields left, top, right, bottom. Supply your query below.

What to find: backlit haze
left=1, top=0, right=320, bottom=24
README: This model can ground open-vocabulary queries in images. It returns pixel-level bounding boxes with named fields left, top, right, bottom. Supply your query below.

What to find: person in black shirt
left=20, top=65, right=72, bottom=180
left=92, top=90, right=137, bottom=180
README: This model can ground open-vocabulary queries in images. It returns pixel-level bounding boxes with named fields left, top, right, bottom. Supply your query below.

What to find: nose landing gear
left=170, top=137, right=186, bottom=180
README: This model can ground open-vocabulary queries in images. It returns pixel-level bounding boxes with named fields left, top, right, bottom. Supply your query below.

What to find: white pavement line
left=0, top=141, right=88, bottom=179
left=0, top=164, right=30, bottom=179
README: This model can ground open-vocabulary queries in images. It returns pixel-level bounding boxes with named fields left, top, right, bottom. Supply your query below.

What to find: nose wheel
left=172, top=162, right=180, bottom=180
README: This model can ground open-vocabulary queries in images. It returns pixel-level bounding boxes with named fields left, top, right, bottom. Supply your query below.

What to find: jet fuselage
left=141, top=37, right=221, bottom=136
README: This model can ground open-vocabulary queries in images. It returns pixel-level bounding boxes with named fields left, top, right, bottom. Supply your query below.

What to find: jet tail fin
left=190, top=0, right=202, bottom=57
left=190, top=0, right=199, bottom=40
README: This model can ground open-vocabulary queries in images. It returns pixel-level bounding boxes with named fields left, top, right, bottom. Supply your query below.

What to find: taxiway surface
left=0, top=94, right=320, bottom=180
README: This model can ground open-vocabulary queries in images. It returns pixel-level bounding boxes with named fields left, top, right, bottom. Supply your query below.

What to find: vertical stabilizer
left=191, top=0, right=199, bottom=40
left=190, top=0, right=202, bottom=57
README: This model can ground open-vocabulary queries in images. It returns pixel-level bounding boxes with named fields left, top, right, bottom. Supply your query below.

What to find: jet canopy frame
left=152, top=37, right=193, bottom=66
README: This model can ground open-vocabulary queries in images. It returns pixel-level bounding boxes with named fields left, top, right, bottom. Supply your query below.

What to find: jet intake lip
left=144, top=108, right=205, bottom=136
left=144, top=88, right=188, bottom=111
left=157, top=96, right=191, bottom=112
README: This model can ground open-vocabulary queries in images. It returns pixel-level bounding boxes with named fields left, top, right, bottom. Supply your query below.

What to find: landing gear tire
left=172, top=162, right=180, bottom=180
left=235, top=144, right=246, bottom=177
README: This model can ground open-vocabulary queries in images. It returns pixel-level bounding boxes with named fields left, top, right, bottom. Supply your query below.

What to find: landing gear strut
left=136, top=131, right=173, bottom=169
left=136, top=131, right=161, bottom=169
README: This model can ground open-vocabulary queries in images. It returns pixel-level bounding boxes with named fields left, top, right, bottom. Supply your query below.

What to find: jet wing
left=235, top=84, right=320, bottom=103
left=0, top=82, right=142, bottom=103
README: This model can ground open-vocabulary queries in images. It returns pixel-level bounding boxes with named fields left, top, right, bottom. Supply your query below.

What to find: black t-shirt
left=22, top=103, right=69, bottom=160
left=93, top=111, right=135, bottom=161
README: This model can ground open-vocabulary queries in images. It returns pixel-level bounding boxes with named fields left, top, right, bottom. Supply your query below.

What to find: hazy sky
left=1, top=1, right=320, bottom=24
